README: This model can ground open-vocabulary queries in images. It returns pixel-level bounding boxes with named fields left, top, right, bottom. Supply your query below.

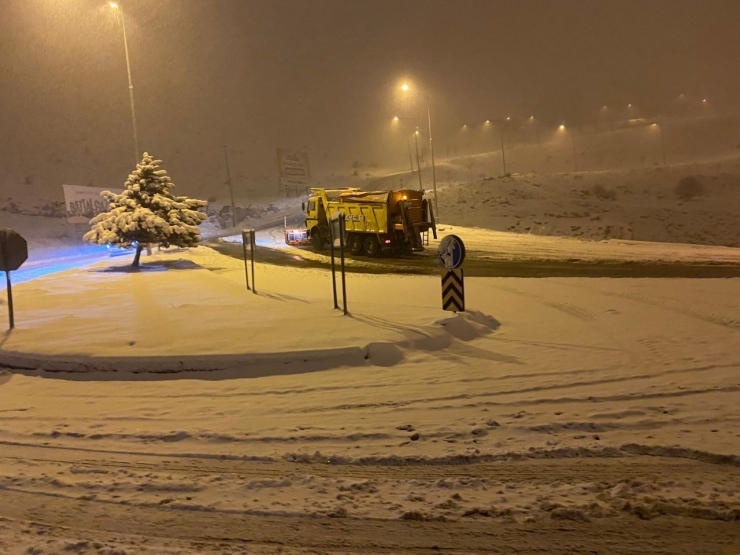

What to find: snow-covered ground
left=1, top=245, right=739, bottom=552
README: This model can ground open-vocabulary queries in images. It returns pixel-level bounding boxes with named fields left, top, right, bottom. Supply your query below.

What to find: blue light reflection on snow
left=0, top=244, right=111, bottom=289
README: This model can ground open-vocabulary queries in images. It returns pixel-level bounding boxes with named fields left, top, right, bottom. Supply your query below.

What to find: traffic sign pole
left=5, top=271, right=13, bottom=329
left=0, top=229, right=28, bottom=330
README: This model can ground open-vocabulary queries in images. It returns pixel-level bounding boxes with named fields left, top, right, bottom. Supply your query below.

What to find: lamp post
left=571, top=127, right=578, bottom=172
left=109, top=1, right=139, bottom=166
left=559, top=124, right=578, bottom=172
left=222, top=145, right=237, bottom=227
left=485, top=119, right=508, bottom=176
left=499, top=120, right=508, bottom=176
left=529, top=115, right=549, bottom=174
left=393, top=116, right=423, bottom=191
left=653, top=123, right=667, bottom=167
left=400, top=84, right=438, bottom=218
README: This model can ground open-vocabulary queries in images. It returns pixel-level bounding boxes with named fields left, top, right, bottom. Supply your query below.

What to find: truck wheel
left=349, top=234, right=364, bottom=256
left=312, top=231, right=324, bottom=251
left=364, top=236, right=381, bottom=257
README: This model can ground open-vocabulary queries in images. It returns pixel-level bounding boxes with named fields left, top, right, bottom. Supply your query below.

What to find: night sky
left=1, top=0, right=738, bottom=198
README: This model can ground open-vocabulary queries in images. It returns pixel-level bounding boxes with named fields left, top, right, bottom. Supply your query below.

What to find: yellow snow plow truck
left=303, top=188, right=436, bottom=256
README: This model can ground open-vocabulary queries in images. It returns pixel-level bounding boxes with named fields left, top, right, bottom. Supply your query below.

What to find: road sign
left=0, top=229, right=28, bottom=272
left=438, top=235, right=466, bottom=269
left=441, top=268, right=465, bottom=312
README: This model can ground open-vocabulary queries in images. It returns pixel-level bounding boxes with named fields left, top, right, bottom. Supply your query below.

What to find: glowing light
left=506, top=117, right=511, bottom=121
left=628, top=103, right=632, bottom=107
left=485, top=119, right=490, bottom=123
left=703, top=98, right=707, bottom=103
left=415, top=130, right=419, bottom=135
left=401, top=84, right=409, bottom=92
left=109, top=2, right=118, bottom=7
left=530, top=115, right=534, bottom=120
left=393, top=116, right=399, bottom=121
left=559, top=124, right=566, bottom=130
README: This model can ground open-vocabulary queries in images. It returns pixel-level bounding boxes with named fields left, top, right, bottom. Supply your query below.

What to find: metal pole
left=570, top=128, right=578, bottom=172
left=339, top=214, right=347, bottom=316
left=223, top=145, right=237, bottom=227
left=241, top=231, right=250, bottom=291
left=250, top=232, right=256, bottom=294
left=330, top=224, right=338, bottom=310
left=426, top=96, right=438, bottom=219
left=5, top=272, right=13, bottom=330
left=658, top=124, right=667, bottom=166
left=407, top=139, right=414, bottom=173
left=499, top=122, right=507, bottom=176
left=117, top=1, right=139, bottom=166
left=413, top=130, right=423, bottom=191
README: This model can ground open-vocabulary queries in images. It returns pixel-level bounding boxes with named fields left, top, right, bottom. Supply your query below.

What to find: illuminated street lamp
left=400, top=83, right=438, bottom=218
left=109, top=0, right=139, bottom=165
left=392, top=116, right=423, bottom=191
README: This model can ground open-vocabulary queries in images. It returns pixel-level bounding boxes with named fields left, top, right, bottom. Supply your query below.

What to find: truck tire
left=364, top=236, right=381, bottom=257
left=312, top=230, right=324, bottom=251
left=349, top=234, right=364, bottom=256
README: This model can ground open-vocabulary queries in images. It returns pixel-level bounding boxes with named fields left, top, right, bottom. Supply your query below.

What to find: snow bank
left=0, top=247, right=498, bottom=376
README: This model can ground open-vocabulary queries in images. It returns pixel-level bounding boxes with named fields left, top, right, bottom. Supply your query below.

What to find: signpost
left=437, top=234, right=466, bottom=312
left=0, top=229, right=28, bottom=329
left=241, top=229, right=256, bottom=294
left=276, top=148, right=312, bottom=197
left=329, top=212, right=348, bottom=315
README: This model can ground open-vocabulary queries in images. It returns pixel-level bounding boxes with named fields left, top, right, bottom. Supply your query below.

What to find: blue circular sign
left=438, top=235, right=466, bottom=269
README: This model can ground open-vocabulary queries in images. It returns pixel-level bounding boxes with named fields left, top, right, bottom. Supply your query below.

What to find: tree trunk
left=132, top=244, right=144, bottom=267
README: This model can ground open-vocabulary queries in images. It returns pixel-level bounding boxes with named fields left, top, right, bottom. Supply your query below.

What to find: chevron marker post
left=441, top=268, right=464, bottom=312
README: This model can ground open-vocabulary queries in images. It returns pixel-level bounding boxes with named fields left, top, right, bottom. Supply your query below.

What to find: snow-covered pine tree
left=84, top=152, right=207, bottom=267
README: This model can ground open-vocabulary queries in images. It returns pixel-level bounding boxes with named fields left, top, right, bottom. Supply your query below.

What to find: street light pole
left=222, top=145, right=237, bottom=228
left=110, top=1, right=139, bottom=166
left=570, top=127, right=578, bottom=172
left=395, top=117, right=423, bottom=191
left=425, top=96, right=438, bottom=219
left=499, top=121, right=508, bottom=176
left=657, top=123, right=667, bottom=167
left=407, top=140, right=414, bottom=173
left=413, top=129, right=423, bottom=191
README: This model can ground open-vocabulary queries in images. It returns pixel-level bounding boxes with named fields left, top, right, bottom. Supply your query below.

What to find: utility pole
left=407, top=140, right=414, bottom=173
left=222, top=145, right=236, bottom=227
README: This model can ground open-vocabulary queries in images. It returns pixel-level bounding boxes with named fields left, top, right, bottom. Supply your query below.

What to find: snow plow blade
left=284, top=228, right=311, bottom=246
